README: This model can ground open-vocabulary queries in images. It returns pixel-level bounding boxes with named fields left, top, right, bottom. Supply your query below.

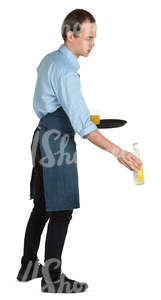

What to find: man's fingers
left=118, top=158, right=134, bottom=171
left=124, top=153, right=142, bottom=170
left=118, top=157, right=138, bottom=172
left=127, top=159, right=139, bottom=171
left=129, top=154, right=142, bottom=168
left=115, top=149, right=142, bottom=172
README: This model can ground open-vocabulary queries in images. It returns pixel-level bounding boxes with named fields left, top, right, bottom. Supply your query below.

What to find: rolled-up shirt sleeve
left=54, top=71, right=98, bottom=138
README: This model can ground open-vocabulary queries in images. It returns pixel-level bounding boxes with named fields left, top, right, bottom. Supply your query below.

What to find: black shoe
left=41, top=272, right=88, bottom=293
left=17, top=259, right=43, bottom=282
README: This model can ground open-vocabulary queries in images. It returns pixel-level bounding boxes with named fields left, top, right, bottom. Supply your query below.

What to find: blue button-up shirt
left=33, top=44, right=98, bottom=138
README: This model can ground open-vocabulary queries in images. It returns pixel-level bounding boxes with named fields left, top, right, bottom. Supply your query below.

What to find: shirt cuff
left=79, top=123, right=98, bottom=139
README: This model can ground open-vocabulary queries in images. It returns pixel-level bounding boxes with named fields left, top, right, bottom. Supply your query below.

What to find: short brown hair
left=61, top=9, right=96, bottom=41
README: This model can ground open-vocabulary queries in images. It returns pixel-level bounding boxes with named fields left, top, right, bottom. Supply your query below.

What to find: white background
left=1, top=0, right=161, bottom=299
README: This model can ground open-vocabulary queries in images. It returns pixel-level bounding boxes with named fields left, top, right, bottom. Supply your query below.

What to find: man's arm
left=53, top=69, right=98, bottom=138
left=53, top=68, right=142, bottom=173
left=84, top=129, right=142, bottom=172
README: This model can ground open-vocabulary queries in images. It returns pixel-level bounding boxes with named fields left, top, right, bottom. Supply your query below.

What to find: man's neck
left=64, top=43, right=79, bottom=59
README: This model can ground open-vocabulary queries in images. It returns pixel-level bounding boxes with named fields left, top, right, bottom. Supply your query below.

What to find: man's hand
left=111, top=147, right=142, bottom=172
left=84, top=129, right=143, bottom=172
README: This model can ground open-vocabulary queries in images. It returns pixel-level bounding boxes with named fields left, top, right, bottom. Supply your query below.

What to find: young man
left=17, top=9, right=142, bottom=293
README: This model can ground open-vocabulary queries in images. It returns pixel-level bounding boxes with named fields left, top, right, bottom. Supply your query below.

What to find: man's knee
left=32, top=199, right=48, bottom=218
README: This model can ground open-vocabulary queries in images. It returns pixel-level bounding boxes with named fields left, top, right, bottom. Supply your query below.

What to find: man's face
left=66, top=21, right=97, bottom=58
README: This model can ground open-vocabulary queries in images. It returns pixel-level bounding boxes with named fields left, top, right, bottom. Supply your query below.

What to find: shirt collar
left=58, top=44, right=80, bottom=72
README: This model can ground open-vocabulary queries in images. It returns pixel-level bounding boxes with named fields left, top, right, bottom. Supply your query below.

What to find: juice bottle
left=133, top=143, right=144, bottom=185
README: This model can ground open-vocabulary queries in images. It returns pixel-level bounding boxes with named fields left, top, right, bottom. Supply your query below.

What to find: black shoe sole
left=17, top=272, right=42, bottom=282
left=41, top=279, right=88, bottom=293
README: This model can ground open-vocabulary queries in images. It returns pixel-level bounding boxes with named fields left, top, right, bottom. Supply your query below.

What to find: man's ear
left=66, top=30, right=74, bottom=42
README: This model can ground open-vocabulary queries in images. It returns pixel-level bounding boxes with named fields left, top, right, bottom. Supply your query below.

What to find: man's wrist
left=107, top=145, right=122, bottom=158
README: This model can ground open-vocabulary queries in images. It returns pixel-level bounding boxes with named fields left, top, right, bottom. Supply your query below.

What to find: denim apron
left=29, top=107, right=80, bottom=211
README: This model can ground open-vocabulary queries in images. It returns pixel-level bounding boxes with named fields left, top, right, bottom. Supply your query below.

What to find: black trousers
left=21, top=138, right=73, bottom=280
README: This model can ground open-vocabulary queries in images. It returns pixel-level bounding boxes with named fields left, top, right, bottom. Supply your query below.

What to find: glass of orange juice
left=90, top=109, right=100, bottom=125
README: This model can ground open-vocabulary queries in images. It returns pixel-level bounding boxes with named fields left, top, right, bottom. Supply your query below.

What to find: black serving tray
left=96, top=119, right=127, bottom=129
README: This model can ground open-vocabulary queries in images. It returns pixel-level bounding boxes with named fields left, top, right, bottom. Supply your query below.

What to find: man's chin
left=82, top=52, right=90, bottom=57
